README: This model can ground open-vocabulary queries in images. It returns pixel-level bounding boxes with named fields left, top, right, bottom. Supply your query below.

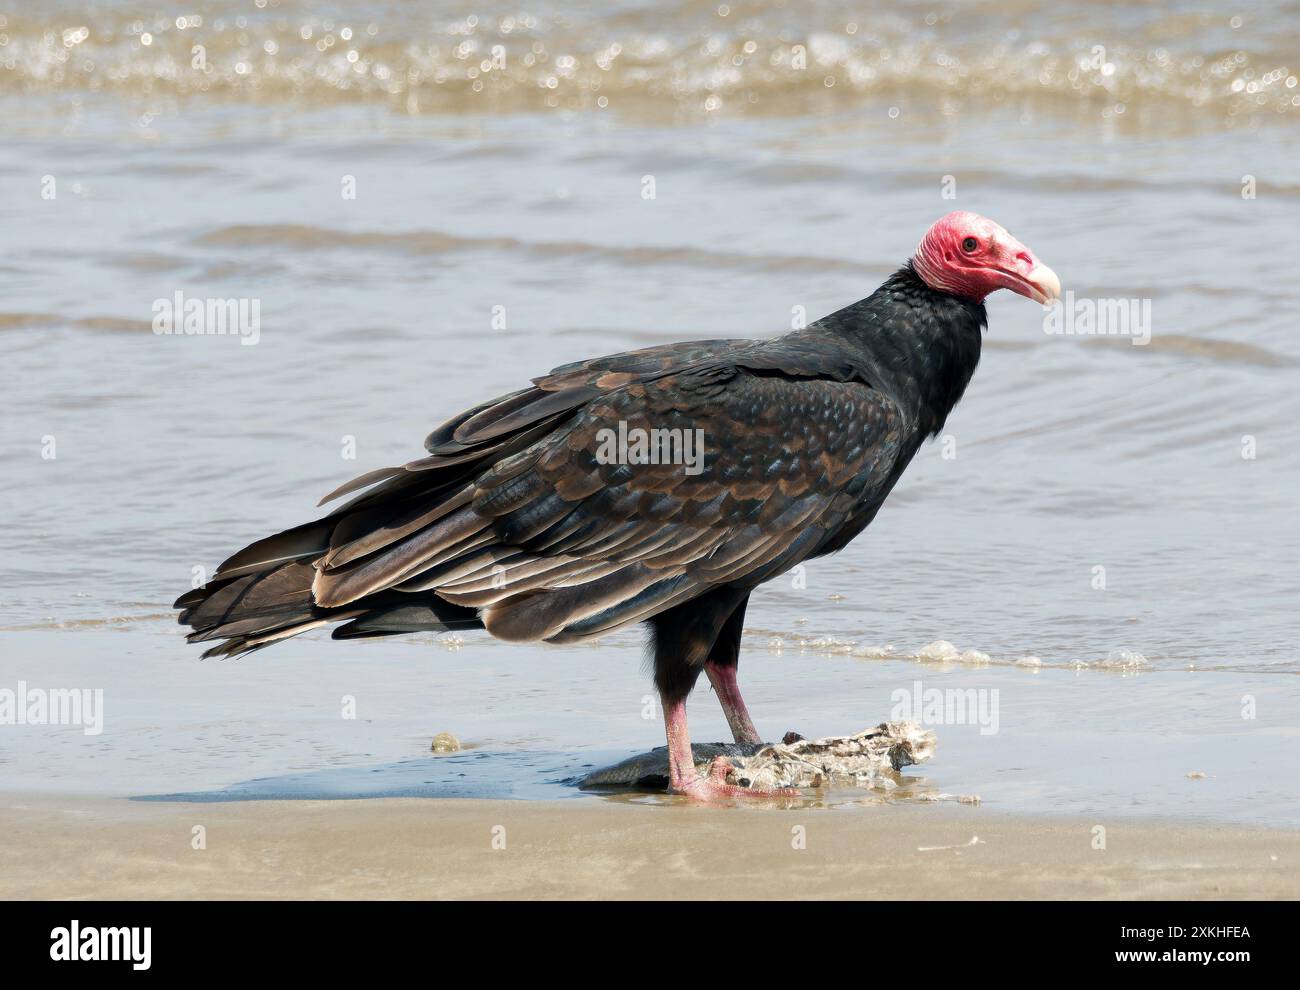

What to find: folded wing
left=177, top=338, right=907, bottom=655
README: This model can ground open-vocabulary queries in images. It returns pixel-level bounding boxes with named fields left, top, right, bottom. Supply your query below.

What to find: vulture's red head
left=912, top=211, right=1060, bottom=306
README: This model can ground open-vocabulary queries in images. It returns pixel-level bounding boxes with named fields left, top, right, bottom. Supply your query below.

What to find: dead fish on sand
left=581, top=721, right=935, bottom=792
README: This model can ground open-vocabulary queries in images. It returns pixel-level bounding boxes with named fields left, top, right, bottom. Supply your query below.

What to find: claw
left=672, top=756, right=801, bottom=802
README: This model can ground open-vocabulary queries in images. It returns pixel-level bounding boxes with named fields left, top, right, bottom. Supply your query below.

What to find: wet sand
left=4, top=1, right=1299, bottom=894
left=2, top=794, right=1295, bottom=900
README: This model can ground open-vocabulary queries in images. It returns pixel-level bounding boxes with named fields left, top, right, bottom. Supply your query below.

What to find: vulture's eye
left=961, top=237, right=979, bottom=253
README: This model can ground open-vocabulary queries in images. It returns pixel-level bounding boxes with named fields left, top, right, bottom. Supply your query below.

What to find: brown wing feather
left=179, top=336, right=905, bottom=657
left=318, top=368, right=907, bottom=641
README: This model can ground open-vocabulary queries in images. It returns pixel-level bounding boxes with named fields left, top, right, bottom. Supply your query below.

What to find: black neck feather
left=812, top=263, right=986, bottom=437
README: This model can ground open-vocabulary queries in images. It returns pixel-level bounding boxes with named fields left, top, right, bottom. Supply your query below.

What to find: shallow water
left=2, top=1, right=1298, bottom=825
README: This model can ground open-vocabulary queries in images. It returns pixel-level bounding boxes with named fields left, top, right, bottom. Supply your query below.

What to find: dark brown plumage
left=175, top=212, right=1059, bottom=799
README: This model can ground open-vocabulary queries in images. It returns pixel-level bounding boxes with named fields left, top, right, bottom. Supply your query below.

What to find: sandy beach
left=4, top=0, right=1298, bottom=906
left=2, top=794, right=1295, bottom=900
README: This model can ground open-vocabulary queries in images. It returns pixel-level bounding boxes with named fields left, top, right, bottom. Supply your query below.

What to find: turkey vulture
left=175, top=211, right=1059, bottom=801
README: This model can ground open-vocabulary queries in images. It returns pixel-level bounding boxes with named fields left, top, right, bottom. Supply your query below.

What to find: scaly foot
left=672, top=756, right=800, bottom=802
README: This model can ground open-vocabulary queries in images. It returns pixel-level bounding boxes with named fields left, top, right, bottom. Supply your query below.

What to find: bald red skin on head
left=912, top=211, right=1060, bottom=306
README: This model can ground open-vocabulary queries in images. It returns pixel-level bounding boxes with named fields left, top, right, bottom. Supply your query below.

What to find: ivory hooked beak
left=1023, top=263, right=1061, bottom=306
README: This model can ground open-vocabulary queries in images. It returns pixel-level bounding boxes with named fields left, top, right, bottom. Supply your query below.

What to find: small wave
left=0, top=311, right=149, bottom=333
left=192, top=222, right=887, bottom=275
left=757, top=634, right=993, bottom=663
left=1077, top=649, right=1150, bottom=672
left=1082, top=333, right=1297, bottom=367
left=0, top=312, right=50, bottom=331
left=106, top=252, right=194, bottom=273
left=752, top=632, right=1163, bottom=673
left=0, top=613, right=173, bottom=632
left=0, top=1, right=1295, bottom=125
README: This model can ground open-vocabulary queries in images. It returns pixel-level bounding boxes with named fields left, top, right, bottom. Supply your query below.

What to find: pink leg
left=704, top=661, right=762, bottom=745
left=662, top=693, right=795, bottom=801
